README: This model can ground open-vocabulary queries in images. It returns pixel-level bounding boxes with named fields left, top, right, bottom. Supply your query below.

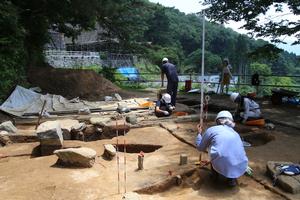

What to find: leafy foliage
left=0, top=1, right=27, bottom=102
left=203, top=0, right=300, bottom=44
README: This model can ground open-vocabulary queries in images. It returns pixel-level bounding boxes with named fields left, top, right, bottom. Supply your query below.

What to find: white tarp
left=0, top=86, right=144, bottom=117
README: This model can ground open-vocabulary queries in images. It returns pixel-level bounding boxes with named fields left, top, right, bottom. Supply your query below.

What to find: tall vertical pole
left=116, top=121, right=120, bottom=194
left=200, top=11, right=205, bottom=128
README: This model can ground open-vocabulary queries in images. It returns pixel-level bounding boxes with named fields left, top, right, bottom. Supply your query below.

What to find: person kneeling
left=155, top=93, right=175, bottom=117
left=196, top=111, right=248, bottom=187
left=230, top=92, right=262, bottom=123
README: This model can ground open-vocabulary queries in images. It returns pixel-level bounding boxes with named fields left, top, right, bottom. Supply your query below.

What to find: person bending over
left=155, top=93, right=175, bottom=117
left=230, top=92, right=262, bottom=123
left=196, top=110, right=248, bottom=187
left=161, top=57, right=179, bottom=106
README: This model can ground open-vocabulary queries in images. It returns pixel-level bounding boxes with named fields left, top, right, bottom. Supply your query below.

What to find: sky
left=149, top=0, right=300, bottom=55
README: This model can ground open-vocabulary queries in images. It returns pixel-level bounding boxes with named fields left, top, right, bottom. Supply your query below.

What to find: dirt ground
left=0, top=90, right=300, bottom=200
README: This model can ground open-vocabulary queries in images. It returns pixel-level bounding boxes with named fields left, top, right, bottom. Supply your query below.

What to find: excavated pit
left=114, top=144, right=162, bottom=153
left=177, top=99, right=200, bottom=106
left=241, top=133, right=275, bottom=147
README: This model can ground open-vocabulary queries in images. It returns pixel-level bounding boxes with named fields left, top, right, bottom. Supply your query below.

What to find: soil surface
left=27, top=67, right=121, bottom=101
left=0, top=89, right=300, bottom=199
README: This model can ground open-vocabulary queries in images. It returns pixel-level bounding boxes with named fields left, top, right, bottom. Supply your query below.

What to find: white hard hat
left=216, top=110, right=233, bottom=121
left=230, top=92, right=240, bottom=102
left=162, top=93, right=171, bottom=103
left=162, top=57, right=168, bottom=62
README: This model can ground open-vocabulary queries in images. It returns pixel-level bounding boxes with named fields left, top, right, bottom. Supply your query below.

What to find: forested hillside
left=1, top=0, right=299, bottom=101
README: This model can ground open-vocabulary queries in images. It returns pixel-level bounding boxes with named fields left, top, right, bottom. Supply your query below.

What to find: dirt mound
left=28, top=67, right=121, bottom=101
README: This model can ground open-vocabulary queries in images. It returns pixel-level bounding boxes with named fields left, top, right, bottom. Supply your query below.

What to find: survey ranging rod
left=116, top=121, right=120, bottom=194
left=200, top=10, right=205, bottom=129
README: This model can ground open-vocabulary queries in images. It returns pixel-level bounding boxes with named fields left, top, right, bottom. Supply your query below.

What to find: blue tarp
left=117, top=67, right=140, bottom=81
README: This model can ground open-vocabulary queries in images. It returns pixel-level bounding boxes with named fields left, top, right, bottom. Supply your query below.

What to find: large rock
left=71, top=122, right=87, bottom=132
left=126, top=114, right=137, bottom=125
left=82, top=125, right=102, bottom=141
left=58, top=119, right=80, bottom=140
left=36, top=121, right=63, bottom=156
left=90, top=117, right=111, bottom=126
left=267, top=161, right=300, bottom=194
left=0, top=121, right=17, bottom=133
left=0, top=131, right=11, bottom=146
left=54, top=147, right=96, bottom=168
left=103, top=144, right=116, bottom=160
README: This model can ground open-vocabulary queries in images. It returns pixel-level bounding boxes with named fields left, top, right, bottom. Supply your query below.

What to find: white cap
left=223, top=58, right=229, bottom=62
left=162, top=93, right=171, bottom=103
left=230, top=92, right=240, bottom=102
left=216, top=110, right=233, bottom=121
left=162, top=57, right=168, bottom=62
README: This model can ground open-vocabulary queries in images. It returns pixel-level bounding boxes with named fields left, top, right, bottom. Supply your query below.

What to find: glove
left=163, top=111, right=169, bottom=116
left=245, top=166, right=253, bottom=176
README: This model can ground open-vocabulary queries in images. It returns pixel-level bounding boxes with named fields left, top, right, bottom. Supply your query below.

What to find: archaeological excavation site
left=0, top=68, right=299, bottom=200
left=1, top=1, right=300, bottom=199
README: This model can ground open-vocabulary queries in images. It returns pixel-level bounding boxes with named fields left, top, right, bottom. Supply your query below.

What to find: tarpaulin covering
left=0, top=86, right=145, bottom=117
left=117, top=67, right=139, bottom=81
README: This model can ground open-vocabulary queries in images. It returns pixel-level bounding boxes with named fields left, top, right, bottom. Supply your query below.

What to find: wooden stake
left=35, top=100, right=47, bottom=130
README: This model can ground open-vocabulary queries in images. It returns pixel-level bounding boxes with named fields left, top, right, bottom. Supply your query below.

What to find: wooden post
left=138, top=154, right=144, bottom=170
left=35, top=100, right=47, bottom=130
left=179, top=154, right=188, bottom=165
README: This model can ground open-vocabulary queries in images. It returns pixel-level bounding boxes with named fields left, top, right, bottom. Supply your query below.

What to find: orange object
left=139, top=101, right=154, bottom=108
left=245, top=118, right=265, bottom=126
left=173, top=111, right=188, bottom=116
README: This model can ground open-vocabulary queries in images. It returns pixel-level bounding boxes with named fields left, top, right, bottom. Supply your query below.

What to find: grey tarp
left=0, top=86, right=145, bottom=117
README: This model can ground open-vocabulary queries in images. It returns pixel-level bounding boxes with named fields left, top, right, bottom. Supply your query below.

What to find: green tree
left=0, top=1, right=27, bottom=101
left=203, top=0, right=300, bottom=44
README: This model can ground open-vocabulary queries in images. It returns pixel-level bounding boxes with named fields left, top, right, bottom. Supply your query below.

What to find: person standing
left=196, top=111, right=248, bottom=187
left=161, top=57, right=179, bottom=106
left=220, top=58, right=233, bottom=94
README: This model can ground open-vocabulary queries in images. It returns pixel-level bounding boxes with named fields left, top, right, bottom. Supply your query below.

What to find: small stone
left=0, top=131, right=9, bottom=136
left=54, top=147, right=96, bottom=168
left=90, top=117, right=111, bottom=126
left=78, top=108, right=91, bottom=115
left=0, top=121, right=17, bottom=133
left=0, top=134, right=12, bottom=146
left=114, top=93, right=122, bottom=101
left=104, top=96, right=113, bottom=101
left=176, top=175, right=183, bottom=186
left=103, top=144, right=116, bottom=159
left=71, top=122, right=87, bottom=132
left=126, top=115, right=137, bottom=124
left=265, top=123, right=275, bottom=130
left=122, top=192, right=140, bottom=200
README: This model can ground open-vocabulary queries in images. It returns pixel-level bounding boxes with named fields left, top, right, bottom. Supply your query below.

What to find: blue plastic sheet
left=117, top=67, right=140, bottom=81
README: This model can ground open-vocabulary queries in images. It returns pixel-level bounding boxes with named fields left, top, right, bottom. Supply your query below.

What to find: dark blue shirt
left=156, top=100, right=173, bottom=112
left=161, top=63, right=179, bottom=82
